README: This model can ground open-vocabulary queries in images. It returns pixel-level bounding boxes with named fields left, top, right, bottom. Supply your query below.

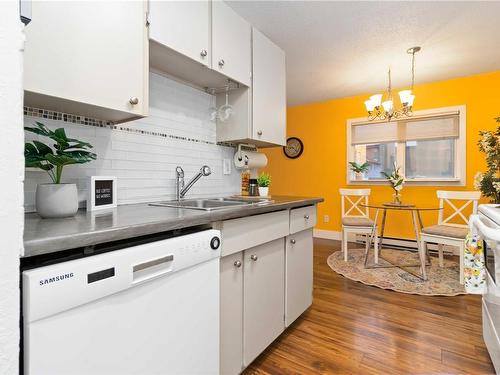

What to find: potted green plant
left=257, top=172, right=272, bottom=197
left=25, top=122, right=96, bottom=218
left=381, top=162, right=405, bottom=204
left=474, top=117, right=500, bottom=203
left=348, top=161, right=370, bottom=180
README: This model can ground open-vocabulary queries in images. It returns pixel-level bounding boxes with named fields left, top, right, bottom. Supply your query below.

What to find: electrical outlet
left=323, top=215, right=330, bottom=223
left=223, top=159, right=231, bottom=175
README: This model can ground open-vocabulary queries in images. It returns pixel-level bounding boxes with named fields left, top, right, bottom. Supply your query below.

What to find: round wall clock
left=283, top=137, right=304, bottom=159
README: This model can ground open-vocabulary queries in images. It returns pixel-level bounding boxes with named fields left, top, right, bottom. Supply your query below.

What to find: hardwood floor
left=244, top=239, right=495, bottom=375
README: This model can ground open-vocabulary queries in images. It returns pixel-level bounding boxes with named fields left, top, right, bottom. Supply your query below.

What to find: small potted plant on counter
left=25, top=122, right=96, bottom=218
left=348, top=161, right=370, bottom=180
left=257, top=172, right=272, bottom=197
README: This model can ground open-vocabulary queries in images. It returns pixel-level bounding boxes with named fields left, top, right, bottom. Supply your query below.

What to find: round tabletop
left=360, top=203, right=442, bottom=211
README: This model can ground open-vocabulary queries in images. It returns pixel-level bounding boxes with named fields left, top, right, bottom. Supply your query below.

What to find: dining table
left=360, top=202, right=442, bottom=281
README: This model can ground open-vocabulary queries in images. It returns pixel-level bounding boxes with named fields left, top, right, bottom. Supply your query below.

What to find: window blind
left=351, top=113, right=460, bottom=145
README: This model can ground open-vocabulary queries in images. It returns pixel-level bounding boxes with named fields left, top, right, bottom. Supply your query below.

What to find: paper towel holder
left=236, top=143, right=257, bottom=162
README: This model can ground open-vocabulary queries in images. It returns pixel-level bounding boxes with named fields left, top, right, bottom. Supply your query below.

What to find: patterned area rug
left=327, top=248, right=465, bottom=296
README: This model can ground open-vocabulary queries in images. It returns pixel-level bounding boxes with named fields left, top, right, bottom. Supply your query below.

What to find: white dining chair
left=340, top=188, right=378, bottom=263
left=420, top=190, right=481, bottom=284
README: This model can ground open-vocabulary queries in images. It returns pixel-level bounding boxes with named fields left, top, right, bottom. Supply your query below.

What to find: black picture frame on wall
left=283, top=137, right=304, bottom=159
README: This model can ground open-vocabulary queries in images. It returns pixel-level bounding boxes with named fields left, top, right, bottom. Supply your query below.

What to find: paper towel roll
left=234, top=151, right=268, bottom=169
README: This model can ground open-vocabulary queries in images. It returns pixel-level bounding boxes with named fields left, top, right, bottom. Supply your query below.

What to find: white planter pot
left=36, top=183, right=78, bottom=218
left=258, top=186, right=269, bottom=197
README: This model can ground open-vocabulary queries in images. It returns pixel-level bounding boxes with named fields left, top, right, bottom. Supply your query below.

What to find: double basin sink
left=149, top=197, right=273, bottom=211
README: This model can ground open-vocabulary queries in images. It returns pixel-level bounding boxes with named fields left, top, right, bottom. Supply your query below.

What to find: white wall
left=0, top=1, right=24, bottom=372
left=24, top=72, right=241, bottom=211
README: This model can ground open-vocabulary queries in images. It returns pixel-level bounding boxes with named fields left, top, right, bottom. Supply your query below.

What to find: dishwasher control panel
left=23, top=229, right=221, bottom=323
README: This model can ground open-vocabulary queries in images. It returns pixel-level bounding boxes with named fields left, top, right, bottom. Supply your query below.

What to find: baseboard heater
left=354, top=234, right=455, bottom=255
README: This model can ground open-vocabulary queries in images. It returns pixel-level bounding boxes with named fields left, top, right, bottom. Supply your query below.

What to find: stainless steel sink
left=149, top=197, right=272, bottom=211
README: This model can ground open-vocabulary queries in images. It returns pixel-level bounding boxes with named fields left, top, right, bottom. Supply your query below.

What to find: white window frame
left=346, top=105, right=466, bottom=186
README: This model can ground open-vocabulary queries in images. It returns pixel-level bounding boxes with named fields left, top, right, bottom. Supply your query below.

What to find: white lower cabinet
left=285, top=229, right=314, bottom=326
left=220, top=252, right=244, bottom=375
left=219, top=207, right=316, bottom=374
left=243, top=238, right=285, bottom=366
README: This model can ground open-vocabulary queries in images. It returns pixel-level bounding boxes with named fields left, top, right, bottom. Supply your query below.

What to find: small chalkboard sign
left=88, top=176, right=117, bottom=211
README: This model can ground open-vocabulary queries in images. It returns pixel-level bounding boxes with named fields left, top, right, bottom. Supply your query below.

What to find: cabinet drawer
left=290, top=205, right=317, bottom=234
left=221, top=210, right=289, bottom=257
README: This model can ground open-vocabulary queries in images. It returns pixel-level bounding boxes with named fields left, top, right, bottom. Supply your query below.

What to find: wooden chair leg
left=438, top=244, right=444, bottom=267
left=459, top=243, right=465, bottom=285
left=342, top=229, right=348, bottom=261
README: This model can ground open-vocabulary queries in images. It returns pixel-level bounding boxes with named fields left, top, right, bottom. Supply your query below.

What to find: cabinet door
left=285, top=229, right=313, bottom=326
left=252, top=28, right=286, bottom=146
left=24, top=1, right=148, bottom=121
left=243, top=238, right=285, bottom=366
left=149, top=0, right=210, bottom=67
left=212, top=1, right=251, bottom=86
left=220, top=253, right=244, bottom=375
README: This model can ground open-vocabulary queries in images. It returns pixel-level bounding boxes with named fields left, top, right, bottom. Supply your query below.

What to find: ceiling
left=228, top=1, right=500, bottom=106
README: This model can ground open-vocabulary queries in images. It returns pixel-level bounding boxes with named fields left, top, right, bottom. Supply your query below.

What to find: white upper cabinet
left=24, top=1, right=148, bottom=123
left=149, top=0, right=211, bottom=67
left=252, top=28, right=286, bottom=146
left=212, top=1, right=252, bottom=86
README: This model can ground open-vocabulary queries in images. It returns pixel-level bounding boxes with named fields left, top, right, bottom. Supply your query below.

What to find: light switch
left=223, top=159, right=231, bottom=175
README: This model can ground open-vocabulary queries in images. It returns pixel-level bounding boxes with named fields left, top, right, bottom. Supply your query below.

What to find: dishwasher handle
left=132, top=254, right=174, bottom=284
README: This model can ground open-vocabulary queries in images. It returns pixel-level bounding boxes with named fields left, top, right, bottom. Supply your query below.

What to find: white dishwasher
left=22, top=228, right=221, bottom=375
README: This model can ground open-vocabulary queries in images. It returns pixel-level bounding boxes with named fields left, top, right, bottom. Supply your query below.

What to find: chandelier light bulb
left=364, top=99, right=376, bottom=112
left=369, top=94, right=383, bottom=107
left=407, top=94, right=415, bottom=107
left=382, top=100, right=394, bottom=112
left=398, top=90, right=412, bottom=105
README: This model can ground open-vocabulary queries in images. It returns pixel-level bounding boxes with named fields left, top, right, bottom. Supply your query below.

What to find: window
left=347, top=106, right=466, bottom=185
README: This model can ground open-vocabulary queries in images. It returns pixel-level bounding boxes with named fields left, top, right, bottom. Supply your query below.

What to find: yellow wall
left=263, top=70, right=500, bottom=239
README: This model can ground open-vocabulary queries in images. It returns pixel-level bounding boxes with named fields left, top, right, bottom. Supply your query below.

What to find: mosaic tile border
left=24, top=106, right=236, bottom=148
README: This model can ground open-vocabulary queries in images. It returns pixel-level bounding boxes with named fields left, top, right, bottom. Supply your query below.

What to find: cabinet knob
left=129, top=97, right=139, bottom=105
left=234, top=260, right=242, bottom=268
left=218, top=59, right=225, bottom=68
left=304, top=214, right=310, bottom=220
left=200, top=49, right=208, bottom=58
left=250, top=254, right=258, bottom=261
left=290, top=239, right=296, bottom=244
left=257, top=130, right=263, bottom=136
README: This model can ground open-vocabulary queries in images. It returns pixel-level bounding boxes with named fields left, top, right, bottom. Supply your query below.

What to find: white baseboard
left=313, top=229, right=342, bottom=240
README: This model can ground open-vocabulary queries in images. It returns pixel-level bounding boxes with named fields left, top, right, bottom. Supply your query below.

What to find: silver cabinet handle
left=200, top=49, right=208, bottom=57
left=234, top=260, right=242, bottom=268
left=290, top=239, right=296, bottom=244
left=257, top=130, right=263, bottom=136
left=304, top=214, right=310, bottom=220
left=218, top=59, right=225, bottom=68
left=129, top=97, right=139, bottom=105
left=250, top=254, right=258, bottom=261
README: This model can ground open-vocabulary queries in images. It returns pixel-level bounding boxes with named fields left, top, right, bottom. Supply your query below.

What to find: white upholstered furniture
left=340, top=188, right=378, bottom=263
left=420, top=190, right=481, bottom=284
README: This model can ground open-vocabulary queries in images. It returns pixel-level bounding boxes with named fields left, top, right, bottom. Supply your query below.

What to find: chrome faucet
left=176, top=165, right=211, bottom=201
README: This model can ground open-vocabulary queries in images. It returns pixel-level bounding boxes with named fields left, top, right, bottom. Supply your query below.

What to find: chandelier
left=364, top=46, right=421, bottom=121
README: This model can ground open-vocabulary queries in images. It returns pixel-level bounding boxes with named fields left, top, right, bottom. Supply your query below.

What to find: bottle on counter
left=241, top=170, right=250, bottom=196
left=248, top=178, right=259, bottom=196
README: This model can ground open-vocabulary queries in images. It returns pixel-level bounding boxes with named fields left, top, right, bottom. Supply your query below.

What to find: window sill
left=347, top=178, right=464, bottom=187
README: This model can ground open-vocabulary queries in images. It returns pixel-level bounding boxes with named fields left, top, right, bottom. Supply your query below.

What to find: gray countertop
left=23, top=196, right=323, bottom=257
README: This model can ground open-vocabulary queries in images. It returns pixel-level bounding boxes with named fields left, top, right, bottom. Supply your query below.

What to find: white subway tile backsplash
left=24, top=72, right=240, bottom=211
